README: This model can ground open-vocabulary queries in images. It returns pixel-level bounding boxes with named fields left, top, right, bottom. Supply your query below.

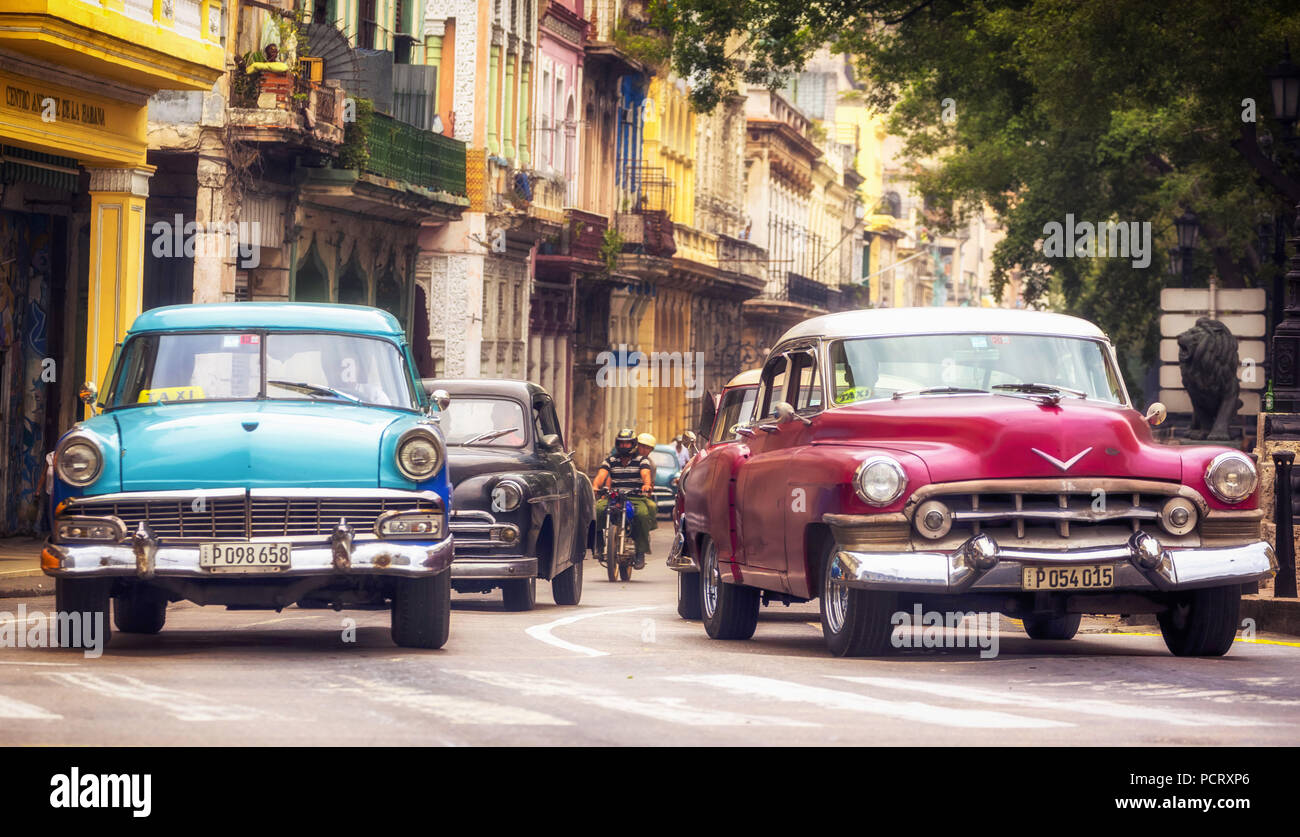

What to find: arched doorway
left=338, top=249, right=368, bottom=305
left=294, top=237, right=330, bottom=302
left=411, top=283, right=434, bottom=376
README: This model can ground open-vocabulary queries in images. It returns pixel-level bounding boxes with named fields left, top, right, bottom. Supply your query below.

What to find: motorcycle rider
left=592, top=428, right=656, bottom=569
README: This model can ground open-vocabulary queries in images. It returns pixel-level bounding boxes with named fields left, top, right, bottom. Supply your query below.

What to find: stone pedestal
left=1254, top=412, right=1300, bottom=592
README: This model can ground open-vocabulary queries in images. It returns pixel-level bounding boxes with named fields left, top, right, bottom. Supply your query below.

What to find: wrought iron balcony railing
left=364, top=112, right=467, bottom=196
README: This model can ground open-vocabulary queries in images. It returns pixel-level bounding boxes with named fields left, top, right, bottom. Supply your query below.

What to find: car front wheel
left=391, top=570, right=451, bottom=649
left=700, top=537, right=758, bottom=640
left=502, top=577, right=537, bottom=611
left=113, top=586, right=167, bottom=634
left=55, top=578, right=112, bottom=650
left=552, top=539, right=584, bottom=606
left=677, top=570, right=702, bottom=620
left=1021, top=612, right=1081, bottom=640
left=1158, top=585, right=1240, bottom=657
left=819, top=541, right=896, bottom=657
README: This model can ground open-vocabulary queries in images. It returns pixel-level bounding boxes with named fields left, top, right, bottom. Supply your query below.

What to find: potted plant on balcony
left=245, top=44, right=294, bottom=110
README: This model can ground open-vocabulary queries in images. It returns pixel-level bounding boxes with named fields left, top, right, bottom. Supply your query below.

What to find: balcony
left=364, top=112, right=467, bottom=198
left=615, top=210, right=676, bottom=258
left=227, top=75, right=347, bottom=152
left=673, top=225, right=718, bottom=269
left=0, top=0, right=226, bottom=91
left=529, top=176, right=568, bottom=227
left=717, top=235, right=767, bottom=286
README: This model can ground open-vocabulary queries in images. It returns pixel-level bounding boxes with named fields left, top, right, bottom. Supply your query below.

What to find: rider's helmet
left=637, top=432, right=656, bottom=448
left=614, top=428, right=636, bottom=456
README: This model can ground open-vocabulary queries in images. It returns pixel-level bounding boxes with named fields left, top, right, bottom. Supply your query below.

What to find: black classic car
left=424, top=379, right=595, bottom=610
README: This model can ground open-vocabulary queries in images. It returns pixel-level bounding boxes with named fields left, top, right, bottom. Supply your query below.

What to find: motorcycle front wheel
left=605, top=522, right=619, bottom=582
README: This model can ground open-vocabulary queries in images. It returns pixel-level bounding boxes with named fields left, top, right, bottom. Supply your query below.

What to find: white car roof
left=775, top=307, right=1109, bottom=345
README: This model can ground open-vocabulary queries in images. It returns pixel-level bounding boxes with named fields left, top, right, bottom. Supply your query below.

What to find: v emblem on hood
left=1031, top=446, right=1092, bottom=472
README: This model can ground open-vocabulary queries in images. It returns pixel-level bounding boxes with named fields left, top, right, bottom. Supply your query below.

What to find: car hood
left=110, top=401, right=409, bottom=490
left=814, top=396, right=1182, bottom=483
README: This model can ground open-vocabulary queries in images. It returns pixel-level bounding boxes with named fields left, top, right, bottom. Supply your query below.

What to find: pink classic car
left=666, top=308, right=1275, bottom=657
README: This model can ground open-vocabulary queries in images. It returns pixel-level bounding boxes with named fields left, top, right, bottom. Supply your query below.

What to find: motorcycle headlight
left=854, top=456, right=907, bottom=506
left=396, top=429, right=444, bottom=481
left=492, top=479, right=524, bottom=512
left=1204, top=451, right=1257, bottom=504
left=56, top=437, right=103, bottom=487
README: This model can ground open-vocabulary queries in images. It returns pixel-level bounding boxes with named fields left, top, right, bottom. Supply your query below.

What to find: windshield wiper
left=267, top=380, right=362, bottom=403
left=462, top=427, right=520, bottom=445
left=892, top=386, right=989, bottom=400
left=992, top=382, right=1088, bottom=399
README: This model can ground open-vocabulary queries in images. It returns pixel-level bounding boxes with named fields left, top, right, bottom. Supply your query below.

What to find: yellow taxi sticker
left=834, top=386, right=873, bottom=404
left=139, top=386, right=205, bottom=403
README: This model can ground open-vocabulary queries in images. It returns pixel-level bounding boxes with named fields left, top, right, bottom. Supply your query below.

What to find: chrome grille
left=73, top=495, right=437, bottom=541
left=911, top=482, right=1198, bottom=549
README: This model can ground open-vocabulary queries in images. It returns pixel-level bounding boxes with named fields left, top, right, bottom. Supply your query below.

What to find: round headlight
left=854, top=456, right=907, bottom=506
left=1159, top=496, right=1198, bottom=536
left=1204, top=452, right=1257, bottom=504
left=56, top=439, right=103, bottom=487
left=491, top=480, right=524, bottom=512
left=396, top=430, right=443, bottom=481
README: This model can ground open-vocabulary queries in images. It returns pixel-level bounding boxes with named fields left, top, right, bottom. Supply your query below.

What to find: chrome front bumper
left=43, top=535, right=454, bottom=579
left=833, top=532, right=1277, bottom=594
left=450, top=556, right=537, bottom=579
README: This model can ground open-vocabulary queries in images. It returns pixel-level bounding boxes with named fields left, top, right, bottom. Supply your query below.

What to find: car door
left=682, top=385, right=755, bottom=564
left=780, top=347, right=827, bottom=575
left=532, top=393, right=577, bottom=577
left=735, top=352, right=797, bottom=571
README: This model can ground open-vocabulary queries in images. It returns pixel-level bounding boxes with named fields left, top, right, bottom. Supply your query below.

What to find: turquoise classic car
left=44, top=303, right=454, bottom=649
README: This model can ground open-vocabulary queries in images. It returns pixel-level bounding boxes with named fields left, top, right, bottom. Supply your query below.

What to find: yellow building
left=0, top=0, right=226, bottom=396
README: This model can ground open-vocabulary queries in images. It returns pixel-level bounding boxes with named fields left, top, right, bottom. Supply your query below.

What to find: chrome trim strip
left=527, top=493, right=565, bottom=504
left=450, top=510, right=495, bottom=523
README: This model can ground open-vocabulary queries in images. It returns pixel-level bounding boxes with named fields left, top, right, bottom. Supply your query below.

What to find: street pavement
left=1, top=526, right=1298, bottom=745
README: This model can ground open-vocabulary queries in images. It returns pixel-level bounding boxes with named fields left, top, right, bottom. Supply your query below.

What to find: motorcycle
left=596, top=487, right=643, bottom=582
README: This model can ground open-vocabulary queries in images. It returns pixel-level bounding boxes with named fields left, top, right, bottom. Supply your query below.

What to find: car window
left=265, top=333, right=412, bottom=407
left=649, top=450, right=677, bottom=472
left=533, top=397, right=563, bottom=447
left=111, top=332, right=261, bottom=404
left=758, top=355, right=790, bottom=419
left=440, top=397, right=528, bottom=447
left=790, top=350, right=823, bottom=412
left=711, top=386, right=759, bottom=443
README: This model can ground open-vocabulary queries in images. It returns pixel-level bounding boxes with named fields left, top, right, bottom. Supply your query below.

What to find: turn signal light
left=376, top=514, right=443, bottom=538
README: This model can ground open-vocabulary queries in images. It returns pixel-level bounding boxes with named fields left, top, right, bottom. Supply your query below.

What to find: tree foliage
left=657, top=0, right=1300, bottom=400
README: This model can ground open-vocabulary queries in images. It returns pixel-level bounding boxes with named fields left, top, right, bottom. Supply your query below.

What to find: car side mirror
left=772, top=401, right=813, bottom=426
left=539, top=433, right=562, bottom=451
left=1145, top=402, right=1167, bottom=427
left=431, top=389, right=450, bottom=411
left=80, top=381, right=100, bottom=416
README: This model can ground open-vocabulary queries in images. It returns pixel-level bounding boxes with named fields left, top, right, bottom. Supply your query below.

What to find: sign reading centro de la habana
left=4, top=84, right=106, bottom=127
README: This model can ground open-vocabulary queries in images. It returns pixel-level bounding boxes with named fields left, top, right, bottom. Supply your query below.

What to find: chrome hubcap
left=702, top=542, right=719, bottom=619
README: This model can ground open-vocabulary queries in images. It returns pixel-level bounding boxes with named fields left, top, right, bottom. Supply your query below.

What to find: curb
left=0, top=575, right=54, bottom=599
left=1240, top=595, right=1300, bottom=638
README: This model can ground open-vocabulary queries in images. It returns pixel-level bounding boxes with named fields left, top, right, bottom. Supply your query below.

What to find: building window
left=357, top=0, right=377, bottom=48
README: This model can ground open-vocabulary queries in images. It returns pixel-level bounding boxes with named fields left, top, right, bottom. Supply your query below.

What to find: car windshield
left=438, top=397, right=528, bottom=447
left=828, top=334, right=1125, bottom=405
left=650, top=450, right=678, bottom=472
left=107, top=331, right=417, bottom=409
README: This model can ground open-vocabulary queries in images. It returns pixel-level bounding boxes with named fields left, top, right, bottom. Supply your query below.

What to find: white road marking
left=524, top=606, right=659, bottom=657
left=0, top=694, right=60, bottom=719
left=0, top=660, right=78, bottom=666
left=667, top=673, right=1069, bottom=729
left=831, top=675, right=1271, bottom=727
left=333, top=676, right=571, bottom=726
left=449, top=670, right=817, bottom=728
left=41, top=672, right=263, bottom=722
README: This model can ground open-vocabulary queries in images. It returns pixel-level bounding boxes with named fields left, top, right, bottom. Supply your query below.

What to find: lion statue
left=1177, top=317, right=1241, bottom=441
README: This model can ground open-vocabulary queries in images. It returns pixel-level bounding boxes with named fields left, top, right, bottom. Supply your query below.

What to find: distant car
left=671, top=308, right=1276, bottom=657
left=425, top=378, right=594, bottom=610
left=45, top=303, right=455, bottom=649
left=649, top=444, right=684, bottom=515
left=669, top=368, right=760, bottom=619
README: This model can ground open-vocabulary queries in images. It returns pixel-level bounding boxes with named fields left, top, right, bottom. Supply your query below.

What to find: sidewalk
left=0, top=537, right=53, bottom=598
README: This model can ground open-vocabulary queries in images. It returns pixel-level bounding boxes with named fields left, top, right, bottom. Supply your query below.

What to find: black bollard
left=1273, top=450, right=1297, bottom=598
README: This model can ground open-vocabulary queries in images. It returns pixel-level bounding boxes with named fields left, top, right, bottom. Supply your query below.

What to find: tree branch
left=1232, top=121, right=1300, bottom=204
